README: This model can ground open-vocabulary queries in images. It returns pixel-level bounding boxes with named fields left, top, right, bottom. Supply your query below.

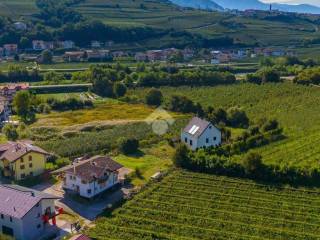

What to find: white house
left=60, top=156, right=123, bottom=198
left=13, top=22, right=27, bottom=31
left=181, top=117, right=221, bottom=151
left=0, top=185, right=61, bottom=240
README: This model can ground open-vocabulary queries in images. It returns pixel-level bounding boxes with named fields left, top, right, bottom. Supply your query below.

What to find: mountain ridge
left=169, top=0, right=320, bottom=14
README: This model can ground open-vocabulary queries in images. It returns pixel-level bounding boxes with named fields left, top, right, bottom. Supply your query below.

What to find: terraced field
left=89, top=170, right=320, bottom=239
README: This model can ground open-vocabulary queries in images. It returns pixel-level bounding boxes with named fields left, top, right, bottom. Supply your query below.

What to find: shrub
left=242, top=152, right=263, bottom=175
left=113, top=82, right=127, bottom=97
left=118, top=138, right=139, bottom=154
left=2, top=124, right=18, bottom=141
left=227, top=107, right=249, bottom=128
left=145, top=88, right=163, bottom=106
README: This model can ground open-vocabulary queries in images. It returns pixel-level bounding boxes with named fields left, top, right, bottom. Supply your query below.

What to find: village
left=0, top=22, right=296, bottom=65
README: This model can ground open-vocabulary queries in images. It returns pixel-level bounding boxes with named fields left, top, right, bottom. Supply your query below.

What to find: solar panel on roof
left=189, top=125, right=197, bottom=134
left=191, top=126, right=200, bottom=135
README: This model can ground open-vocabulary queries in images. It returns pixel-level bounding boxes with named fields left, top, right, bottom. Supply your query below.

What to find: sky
left=261, top=0, right=320, bottom=7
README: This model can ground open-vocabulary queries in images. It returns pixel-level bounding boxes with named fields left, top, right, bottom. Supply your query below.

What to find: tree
left=2, top=124, right=18, bottom=141
left=242, top=152, right=263, bottom=175
left=259, top=68, right=280, bottom=83
left=113, top=82, right=127, bottom=97
left=13, top=91, right=35, bottom=123
left=40, top=50, right=53, bottom=64
left=145, top=88, right=163, bottom=106
left=118, top=138, right=139, bottom=154
left=173, top=144, right=190, bottom=168
left=227, top=107, right=249, bottom=128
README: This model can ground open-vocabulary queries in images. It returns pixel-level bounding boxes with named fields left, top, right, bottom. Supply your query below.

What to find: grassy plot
left=115, top=142, right=174, bottom=186
left=32, top=101, right=160, bottom=128
left=89, top=170, right=320, bottom=240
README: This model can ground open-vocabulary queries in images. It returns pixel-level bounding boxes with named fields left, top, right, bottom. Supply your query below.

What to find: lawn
left=115, top=142, right=174, bottom=186
left=89, top=169, right=320, bottom=239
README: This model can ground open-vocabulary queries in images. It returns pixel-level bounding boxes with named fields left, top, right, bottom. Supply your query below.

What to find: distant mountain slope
left=214, top=0, right=320, bottom=14
left=168, top=0, right=223, bottom=11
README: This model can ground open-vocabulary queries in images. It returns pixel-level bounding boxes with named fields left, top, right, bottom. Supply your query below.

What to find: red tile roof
left=64, top=156, right=123, bottom=182
left=0, top=141, right=49, bottom=163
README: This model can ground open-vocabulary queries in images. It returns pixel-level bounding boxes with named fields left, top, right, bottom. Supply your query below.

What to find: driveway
left=32, top=174, right=132, bottom=222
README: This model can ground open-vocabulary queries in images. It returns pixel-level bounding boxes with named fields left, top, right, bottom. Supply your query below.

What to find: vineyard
left=89, top=170, right=320, bottom=239
left=131, top=83, right=320, bottom=171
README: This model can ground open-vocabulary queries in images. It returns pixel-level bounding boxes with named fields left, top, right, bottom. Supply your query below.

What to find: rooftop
left=0, top=141, right=49, bottom=163
left=183, top=117, right=212, bottom=138
left=0, top=185, right=59, bottom=219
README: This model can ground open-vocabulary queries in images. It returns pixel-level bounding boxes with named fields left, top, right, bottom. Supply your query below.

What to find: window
left=213, top=137, right=217, bottom=141
left=36, top=203, right=39, bottom=207
left=206, top=138, right=209, bottom=143
left=37, top=224, right=41, bottom=229
left=184, top=137, right=187, bottom=143
left=37, top=213, right=41, bottom=218
left=29, top=155, right=32, bottom=161
left=30, top=172, right=33, bottom=176
left=81, top=180, right=87, bottom=184
left=9, top=217, right=12, bottom=222
left=29, top=163, right=33, bottom=168
left=69, top=176, right=73, bottom=180
left=209, top=126, right=212, bottom=129
left=21, top=174, right=25, bottom=179
left=20, top=158, right=24, bottom=163
left=20, top=165, right=25, bottom=170
left=189, top=140, right=193, bottom=146
left=87, top=189, right=92, bottom=194
left=0, top=214, right=3, bottom=219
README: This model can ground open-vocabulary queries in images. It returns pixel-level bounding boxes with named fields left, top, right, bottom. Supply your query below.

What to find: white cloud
left=260, top=0, right=320, bottom=7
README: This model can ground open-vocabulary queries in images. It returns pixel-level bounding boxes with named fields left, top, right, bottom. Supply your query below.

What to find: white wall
left=63, top=171, right=119, bottom=198
left=181, top=124, right=221, bottom=151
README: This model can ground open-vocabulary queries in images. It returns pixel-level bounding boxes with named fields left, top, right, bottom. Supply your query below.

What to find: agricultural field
left=89, top=169, right=320, bottom=239
left=131, top=83, right=320, bottom=170
left=32, top=101, right=159, bottom=129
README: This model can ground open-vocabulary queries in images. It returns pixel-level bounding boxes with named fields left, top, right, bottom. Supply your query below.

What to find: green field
left=131, top=83, right=320, bottom=170
left=89, top=169, right=320, bottom=239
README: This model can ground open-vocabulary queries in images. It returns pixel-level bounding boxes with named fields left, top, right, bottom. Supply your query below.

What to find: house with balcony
left=0, top=141, right=50, bottom=180
left=57, top=155, right=123, bottom=198
left=0, top=184, right=61, bottom=240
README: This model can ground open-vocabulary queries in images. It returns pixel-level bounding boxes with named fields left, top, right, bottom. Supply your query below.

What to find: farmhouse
left=181, top=117, right=221, bottom=151
left=0, top=141, right=50, bottom=180
left=3, top=44, right=18, bottom=56
left=0, top=185, right=61, bottom=240
left=59, top=155, right=123, bottom=198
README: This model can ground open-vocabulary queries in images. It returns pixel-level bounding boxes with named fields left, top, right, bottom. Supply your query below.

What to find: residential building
left=134, top=52, right=148, bottom=61
left=57, top=40, right=75, bottom=49
left=86, top=50, right=110, bottom=61
left=112, top=51, right=128, bottom=58
left=146, top=50, right=165, bottom=62
left=0, top=83, right=29, bottom=102
left=3, top=44, right=18, bottom=56
left=0, top=141, right=50, bottom=180
left=182, top=48, right=194, bottom=60
left=32, top=40, right=54, bottom=51
left=60, top=155, right=123, bottom=198
left=0, top=48, right=3, bottom=57
left=181, top=117, right=221, bottom=151
left=0, top=185, right=61, bottom=240
left=63, top=51, right=85, bottom=62
left=13, top=22, right=27, bottom=31
left=91, top=41, right=101, bottom=48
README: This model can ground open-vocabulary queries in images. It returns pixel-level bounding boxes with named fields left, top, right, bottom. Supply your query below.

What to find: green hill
left=1, top=0, right=320, bottom=48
